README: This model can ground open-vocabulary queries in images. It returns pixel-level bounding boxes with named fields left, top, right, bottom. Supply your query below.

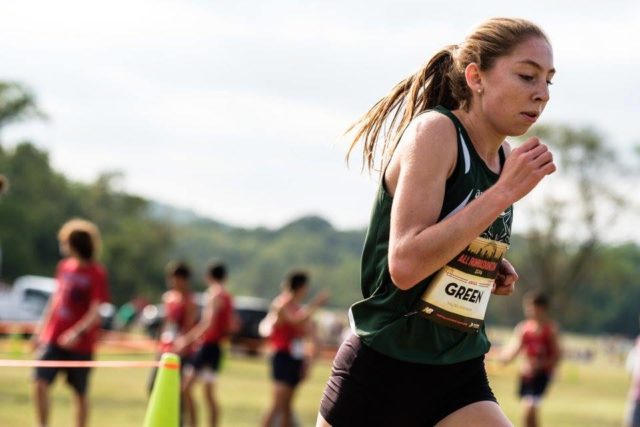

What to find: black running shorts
left=519, top=371, right=551, bottom=399
left=319, top=334, right=497, bottom=427
left=187, top=342, right=222, bottom=372
left=34, top=345, right=93, bottom=396
left=272, top=351, right=304, bottom=387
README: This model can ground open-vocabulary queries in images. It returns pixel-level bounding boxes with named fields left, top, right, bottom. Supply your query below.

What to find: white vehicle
left=0, top=275, right=115, bottom=333
left=0, top=275, right=55, bottom=323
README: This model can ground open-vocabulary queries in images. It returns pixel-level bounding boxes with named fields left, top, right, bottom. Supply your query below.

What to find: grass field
left=0, top=336, right=632, bottom=427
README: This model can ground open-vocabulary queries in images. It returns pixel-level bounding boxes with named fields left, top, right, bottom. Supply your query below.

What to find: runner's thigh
left=316, top=413, right=331, bottom=427
left=435, top=401, right=513, bottom=427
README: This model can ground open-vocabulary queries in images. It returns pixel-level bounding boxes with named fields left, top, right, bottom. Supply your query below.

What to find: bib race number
left=290, top=338, right=305, bottom=360
left=417, top=236, right=509, bottom=333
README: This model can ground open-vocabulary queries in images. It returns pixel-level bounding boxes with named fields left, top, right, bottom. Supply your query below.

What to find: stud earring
left=477, top=88, right=483, bottom=95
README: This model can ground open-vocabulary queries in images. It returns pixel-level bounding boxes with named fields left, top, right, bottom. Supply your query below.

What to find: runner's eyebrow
left=517, top=59, right=555, bottom=75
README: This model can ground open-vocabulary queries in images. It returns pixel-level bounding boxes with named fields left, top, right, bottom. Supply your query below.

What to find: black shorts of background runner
left=271, top=351, right=304, bottom=387
left=187, top=343, right=222, bottom=372
left=319, top=334, right=497, bottom=427
left=519, top=371, right=551, bottom=399
left=34, top=345, right=93, bottom=395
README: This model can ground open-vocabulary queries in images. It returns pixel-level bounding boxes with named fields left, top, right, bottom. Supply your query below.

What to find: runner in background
left=149, top=261, right=197, bottom=425
left=174, top=260, right=235, bottom=427
left=261, top=271, right=329, bottom=427
left=624, top=316, right=640, bottom=427
left=32, top=218, right=110, bottom=427
left=500, top=291, right=561, bottom=427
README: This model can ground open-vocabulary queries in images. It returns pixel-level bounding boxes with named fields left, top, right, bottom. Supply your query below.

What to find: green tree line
left=3, top=139, right=640, bottom=335
left=0, top=143, right=173, bottom=302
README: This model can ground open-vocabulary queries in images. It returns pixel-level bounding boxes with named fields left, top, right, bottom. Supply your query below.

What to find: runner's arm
left=179, top=292, right=220, bottom=347
left=499, top=323, right=525, bottom=364
left=32, top=297, right=55, bottom=347
left=544, top=322, right=562, bottom=370
left=388, top=114, right=555, bottom=290
left=184, top=295, right=198, bottom=330
left=277, top=292, right=329, bottom=326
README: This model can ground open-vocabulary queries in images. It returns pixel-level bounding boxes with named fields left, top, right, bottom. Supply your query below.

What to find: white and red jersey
left=521, top=319, right=558, bottom=375
left=627, top=337, right=640, bottom=401
left=202, top=289, right=233, bottom=344
left=270, top=299, right=305, bottom=356
left=159, top=290, right=196, bottom=353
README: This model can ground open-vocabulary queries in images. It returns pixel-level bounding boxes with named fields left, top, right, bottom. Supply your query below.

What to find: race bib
left=291, top=338, right=305, bottom=360
left=160, top=322, right=179, bottom=346
left=417, top=236, right=509, bottom=333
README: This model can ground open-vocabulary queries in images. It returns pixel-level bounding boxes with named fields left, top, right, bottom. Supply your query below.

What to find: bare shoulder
left=209, top=286, right=223, bottom=298
left=211, top=288, right=226, bottom=307
left=272, top=294, right=290, bottom=311
left=205, top=289, right=219, bottom=303
left=398, top=111, right=458, bottom=159
left=514, top=320, right=528, bottom=335
left=385, top=111, right=458, bottom=194
left=161, top=291, right=172, bottom=302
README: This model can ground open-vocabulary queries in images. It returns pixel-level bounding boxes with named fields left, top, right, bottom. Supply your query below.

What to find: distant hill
left=169, top=213, right=367, bottom=308
left=147, top=201, right=229, bottom=227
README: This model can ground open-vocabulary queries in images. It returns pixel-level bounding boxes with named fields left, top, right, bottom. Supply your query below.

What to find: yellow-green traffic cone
left=143, top=353, right=180, bottom=427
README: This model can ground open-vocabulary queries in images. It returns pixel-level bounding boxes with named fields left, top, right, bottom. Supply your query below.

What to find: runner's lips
left=521, top=111, right=539, bottom=123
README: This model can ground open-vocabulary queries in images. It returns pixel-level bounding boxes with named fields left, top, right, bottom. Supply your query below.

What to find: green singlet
left=349, top=105, right=513, bottom=364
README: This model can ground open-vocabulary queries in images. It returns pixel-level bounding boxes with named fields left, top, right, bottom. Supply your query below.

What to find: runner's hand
left=173, top=336, right=187, bottom=353
left=30, top=334, right=40, bottom=352
left=57, top=329, right=80, bottom=349
left=492, top=259, right=518, bottom=296
left=312, top=290, right=331, bottom=307
left=495, top=137, right=556, bottom=204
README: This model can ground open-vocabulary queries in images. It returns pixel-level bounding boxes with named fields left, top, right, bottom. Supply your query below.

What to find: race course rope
left=0, top=359, right=178, bottom=369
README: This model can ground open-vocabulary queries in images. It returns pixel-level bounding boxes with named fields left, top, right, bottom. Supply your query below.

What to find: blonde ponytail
left=346, top=17, right=548, bottom=173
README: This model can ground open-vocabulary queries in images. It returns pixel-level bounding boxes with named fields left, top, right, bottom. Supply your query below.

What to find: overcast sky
left=1, top=0, right=638, bottom=237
